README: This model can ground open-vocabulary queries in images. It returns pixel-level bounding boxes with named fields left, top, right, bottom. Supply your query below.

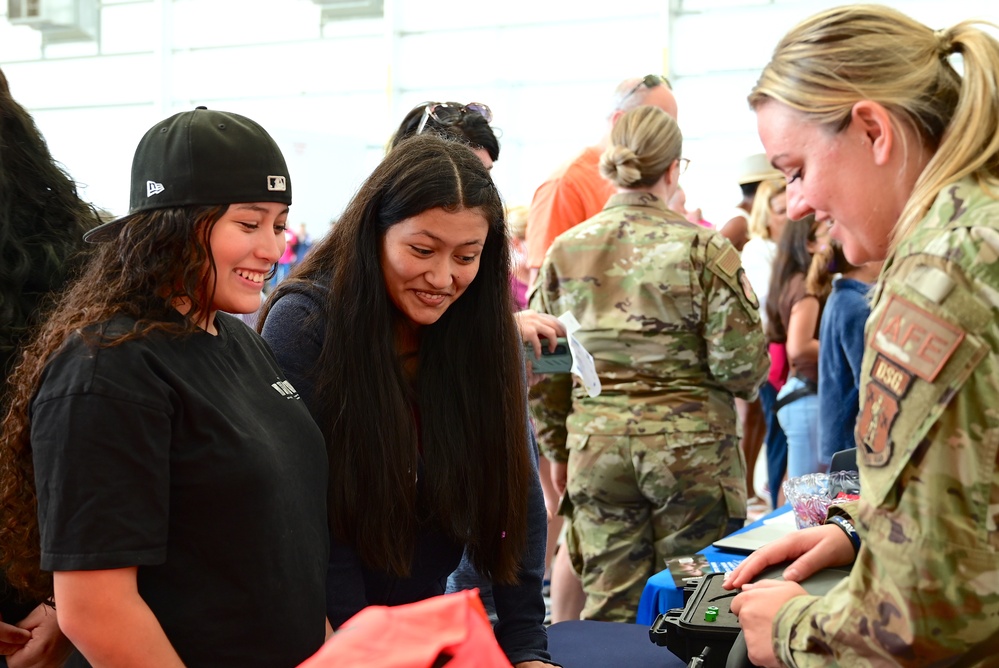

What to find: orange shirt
left=526, top=146, right=616, bottom=269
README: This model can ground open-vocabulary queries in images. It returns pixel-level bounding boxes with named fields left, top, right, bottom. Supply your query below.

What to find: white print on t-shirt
left=270, top=380, right=300, bottom=400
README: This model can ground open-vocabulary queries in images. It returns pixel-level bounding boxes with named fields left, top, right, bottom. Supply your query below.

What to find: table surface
left=637, top=505, right=793, bottom=625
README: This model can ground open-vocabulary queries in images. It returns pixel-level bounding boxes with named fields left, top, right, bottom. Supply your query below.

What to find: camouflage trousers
left=564, top=432, right=747, bottom=622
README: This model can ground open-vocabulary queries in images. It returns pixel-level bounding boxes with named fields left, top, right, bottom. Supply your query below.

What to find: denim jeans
left=776, top=376, right=820, bottom=479
left=759, top=381, right=788, bottom=508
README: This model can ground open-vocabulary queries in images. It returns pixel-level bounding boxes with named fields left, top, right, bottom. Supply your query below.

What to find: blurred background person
left=809, top=243, right=882, bottom=470
left=718, top=156, right=783, bottom=515
left=506, top=205, right=530, bottom=311
left=717, top=153, right=782, bottom=252
left=293, top=222, right=314, bottom=266
left=766, top=216, right=829, bottom=481
left=530, top=105, right=768, bottom=622
left=389, top=100, right=499, bottom=170
left=741, top=177, right=789, bottom=508
left=667, top=185, right=712, bottom=228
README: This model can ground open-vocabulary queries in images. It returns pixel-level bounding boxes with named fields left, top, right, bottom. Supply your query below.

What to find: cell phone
left=527, top=337, right=572, bottom=374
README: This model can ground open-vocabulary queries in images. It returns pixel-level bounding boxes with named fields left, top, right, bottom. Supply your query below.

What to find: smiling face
left=756, top=101, right=903, bottom=265
left=207, top=202, right=288, bottom=318
left=380, top=206, right=489, bottom=330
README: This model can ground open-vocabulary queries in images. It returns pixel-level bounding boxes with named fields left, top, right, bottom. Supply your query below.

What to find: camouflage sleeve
left=526, top=259, right=573, bottom=463
left=771, top=219, right=999, bottom=666
left=700, top=234, right=769, bottom=400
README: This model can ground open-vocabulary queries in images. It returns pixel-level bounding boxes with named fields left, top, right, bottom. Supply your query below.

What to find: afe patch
left=870, top=295, right=963, bottom=382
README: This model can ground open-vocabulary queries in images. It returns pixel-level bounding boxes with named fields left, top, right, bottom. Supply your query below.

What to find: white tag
left=558, top=312, right=601, bottom=398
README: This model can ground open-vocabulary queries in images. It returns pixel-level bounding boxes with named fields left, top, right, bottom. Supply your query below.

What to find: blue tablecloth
left=636, top=505, right=792, bottom=625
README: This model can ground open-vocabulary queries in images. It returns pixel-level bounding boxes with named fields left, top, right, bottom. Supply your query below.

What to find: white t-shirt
left=741, top=236, right=777, bottom=329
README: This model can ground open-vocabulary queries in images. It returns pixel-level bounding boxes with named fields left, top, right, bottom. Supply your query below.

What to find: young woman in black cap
left=0, top=107, right=329, bottom=667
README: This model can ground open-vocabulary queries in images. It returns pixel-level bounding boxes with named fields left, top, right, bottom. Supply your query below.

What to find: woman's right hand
left=722, top=524, right=855, bottom=589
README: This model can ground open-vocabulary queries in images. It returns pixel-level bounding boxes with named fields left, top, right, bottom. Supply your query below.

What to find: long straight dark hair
left=765, top=215, right=818, bottom=343
left=259, top=134, right=532, bottom=583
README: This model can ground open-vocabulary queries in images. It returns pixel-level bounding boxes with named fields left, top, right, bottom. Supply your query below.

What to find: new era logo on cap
left=268, top=175, right=287, bottom=192
left=147, top=180, right=165, bottom=197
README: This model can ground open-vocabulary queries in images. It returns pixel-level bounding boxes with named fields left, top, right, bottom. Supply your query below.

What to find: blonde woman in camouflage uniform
left=530, top=106, right=769, bottom=622
left=726, top=5, right=999, bottom=666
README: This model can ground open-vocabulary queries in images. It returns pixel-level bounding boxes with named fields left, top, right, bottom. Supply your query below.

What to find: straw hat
left=737, top=153, right=782, bottom=185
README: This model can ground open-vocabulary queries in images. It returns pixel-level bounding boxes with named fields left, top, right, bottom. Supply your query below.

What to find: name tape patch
left=870, top=354, right=914, bottom=399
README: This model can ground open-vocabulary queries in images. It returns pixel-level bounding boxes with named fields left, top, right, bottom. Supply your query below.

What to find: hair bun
left=600, top=145, right=642, bottom=187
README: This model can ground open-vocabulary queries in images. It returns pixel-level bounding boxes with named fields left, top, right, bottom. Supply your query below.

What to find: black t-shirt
left=31, top=313, right=329, bottom=668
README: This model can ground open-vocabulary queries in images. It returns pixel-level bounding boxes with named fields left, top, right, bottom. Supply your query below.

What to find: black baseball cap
left=84, top=106, right=292, bottom=242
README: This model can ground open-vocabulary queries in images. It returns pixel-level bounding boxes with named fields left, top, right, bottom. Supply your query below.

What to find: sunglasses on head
left=621, top=74, right=672, bottom=103
left=416, top=102, right=493, bottom=135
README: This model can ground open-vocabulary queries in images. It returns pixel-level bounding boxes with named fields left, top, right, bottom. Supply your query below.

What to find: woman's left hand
left=730, top=579, right=807, bottom=668
left=514, top=310, right=565, bottom=360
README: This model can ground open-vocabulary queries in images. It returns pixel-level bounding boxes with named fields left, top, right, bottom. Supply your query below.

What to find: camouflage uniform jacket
left=529, top=192, right=769, bottom=463
left=774, top=178, right=999, bottom=666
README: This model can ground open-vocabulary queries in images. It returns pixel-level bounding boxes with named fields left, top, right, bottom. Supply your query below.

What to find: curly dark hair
left=259, top=133, right=531, bottom=584
left=0, top=67, right=101, bottom=606
left=389, top=101, right=500, bottom=162
left=0, top=68, right=99, bottom=384
left=0, top=204, right=227, bottom=600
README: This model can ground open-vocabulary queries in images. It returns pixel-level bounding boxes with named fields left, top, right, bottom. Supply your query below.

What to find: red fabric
left=768, top=341, right=789, bottom=391
left=297, top=590, right=512, bottom=668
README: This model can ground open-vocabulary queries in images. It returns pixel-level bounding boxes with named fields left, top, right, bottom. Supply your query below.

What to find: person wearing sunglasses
left=525, top=74, right=677, bottom=287
left=390, top=101, right=499, bottom=170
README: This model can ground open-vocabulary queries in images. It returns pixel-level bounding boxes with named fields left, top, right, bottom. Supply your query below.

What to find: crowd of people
left=1, top=3, right=999, bottom=667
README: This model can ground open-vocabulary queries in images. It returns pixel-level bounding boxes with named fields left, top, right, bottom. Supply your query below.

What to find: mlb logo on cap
left=83, top=107, right=293, bottom=243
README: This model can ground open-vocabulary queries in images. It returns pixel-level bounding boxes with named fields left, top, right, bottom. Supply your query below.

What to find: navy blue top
left=818, top=277, right=873, bottom=467
left=261, top=287, right=553, bottom=666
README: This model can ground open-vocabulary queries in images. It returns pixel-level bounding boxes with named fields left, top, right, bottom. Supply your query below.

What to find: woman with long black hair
left=260, top=133, right=555, bottom=667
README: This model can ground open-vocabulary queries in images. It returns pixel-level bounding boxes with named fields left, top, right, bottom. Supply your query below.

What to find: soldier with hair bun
left=726, top=5, right=999, bottom=666
left=530, top=105, right=769, bottom=622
